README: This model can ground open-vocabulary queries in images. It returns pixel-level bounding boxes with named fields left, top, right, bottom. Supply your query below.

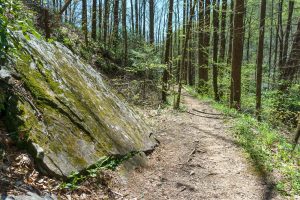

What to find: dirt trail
left=114, top=91, right=283, bottom=200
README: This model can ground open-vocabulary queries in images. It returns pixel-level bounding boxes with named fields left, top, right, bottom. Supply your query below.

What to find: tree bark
left=175, top=0, right=197, bottom=109
left=82, top=0, right=88, bottom=46
left=279, top=18, right=300, bottom=84
left=268, top=0, right=274, bottom=88
left=212, top=0, right=220, bottom=101
left=256, top=0, right=267, bottom=120
left=219, top=0, right=227, bottom=61
left=103, top=0, right=110, bottom=43
left=98, top=0, right=103, bottom=40
left=198, top=0, right=206, bottom=91
left=91, top=0, right=97, bottom=40
left=162, top=0, right=174, bottom=103
left=230, top=0, right=245, bottom=110
left=122, top=0, right=128, bottom=65
left=149, top=0, right=154, bottom=44
left=282, top=0, right=294, bottom=65
left=135, top=0, right=139, bottom=34
left=227, top=0, right=234, bottom=64
left=113, top=0, right=120, bottom=40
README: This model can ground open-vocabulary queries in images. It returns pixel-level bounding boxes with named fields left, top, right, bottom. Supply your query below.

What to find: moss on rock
left=0, top=32, right=157, bottom=177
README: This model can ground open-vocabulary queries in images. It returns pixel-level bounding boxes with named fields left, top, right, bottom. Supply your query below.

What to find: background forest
left=40, top=0, right=300, bottom=128
left=0, top=0, right=300, bottom=197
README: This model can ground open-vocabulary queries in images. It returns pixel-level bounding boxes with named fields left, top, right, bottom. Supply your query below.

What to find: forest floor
left=112, top=90, right=284, bottom=200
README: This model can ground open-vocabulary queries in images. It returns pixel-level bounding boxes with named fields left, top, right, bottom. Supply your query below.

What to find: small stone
left=190, top=171, right=195, bottom=176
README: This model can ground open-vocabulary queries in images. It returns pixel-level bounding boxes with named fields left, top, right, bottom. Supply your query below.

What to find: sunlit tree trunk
left=230, top=0, right=245, bottom=109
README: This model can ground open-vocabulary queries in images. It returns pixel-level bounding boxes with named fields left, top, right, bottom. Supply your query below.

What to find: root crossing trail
left=114, top=91, right=282, bottom=200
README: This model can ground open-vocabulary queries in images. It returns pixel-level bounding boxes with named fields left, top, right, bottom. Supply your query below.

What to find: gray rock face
left=0, top=32, right=157, bottom=177
left=1, top=192, right=57, bottom=200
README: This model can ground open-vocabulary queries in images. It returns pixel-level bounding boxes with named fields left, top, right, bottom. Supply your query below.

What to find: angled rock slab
left=0, top=32, right=157, bottom=177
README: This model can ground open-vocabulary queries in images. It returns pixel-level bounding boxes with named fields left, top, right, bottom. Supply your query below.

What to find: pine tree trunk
left=256, top=0, right=267, bottom=120
left=230, top=0, right=245, bottom=109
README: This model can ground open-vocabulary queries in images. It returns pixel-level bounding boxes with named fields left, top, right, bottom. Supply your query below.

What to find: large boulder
left=0, top=32, right=157, bottom=177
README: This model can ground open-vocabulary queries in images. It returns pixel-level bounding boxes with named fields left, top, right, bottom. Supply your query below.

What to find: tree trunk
left=212, top=0, right=220, bottom=101
left=256, top=0, right=267, bottom=120
left=130, top=0, right=134, bottom=32
left=82, top=0, right=88, bottom=46
left=230, top=0, right=245, bottom=110
left=282, top=0, right=294, bottom=65
left=227, top=0, right=234, bottom=64
left=162, top=0, right=174, bottom=103
left=98, top=0, right=103, bottom=40
left=219, top=0, right=227, bottom=61
left=135, top=0, right=139, bottom=35
left=91, top=0, right=97, bottom=40
left=149, top=0, right=154, bottom=44
left=278, top=0, right=284, bottom=67
left=59, top=0, right=71, bottom=15
left=246, top=9, right=252, bottom=62
left=198, top=0, right=206, bottom=91
left=268, top=0, right=274, bottom=88
left=103, top=0, right=110, bottom=43
left=175, top=0, right=197, bottom=109
left=273, top=1, right=280, bottom=83
left=279, top=18, right=300, bottom=85
left=122, top=0, right=128, bottom=65
left=113, top=0, right=120, bottom=41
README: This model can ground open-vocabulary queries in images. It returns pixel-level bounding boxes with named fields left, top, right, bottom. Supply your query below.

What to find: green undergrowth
left=60, top=151, right=139, bottom=190
left=185, top=86, right=300, bottom=197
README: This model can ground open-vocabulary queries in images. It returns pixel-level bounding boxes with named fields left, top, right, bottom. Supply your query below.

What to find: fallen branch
left=186, top=111, right=225, bottom=120
left=192, top=108, right=223, bottom=116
